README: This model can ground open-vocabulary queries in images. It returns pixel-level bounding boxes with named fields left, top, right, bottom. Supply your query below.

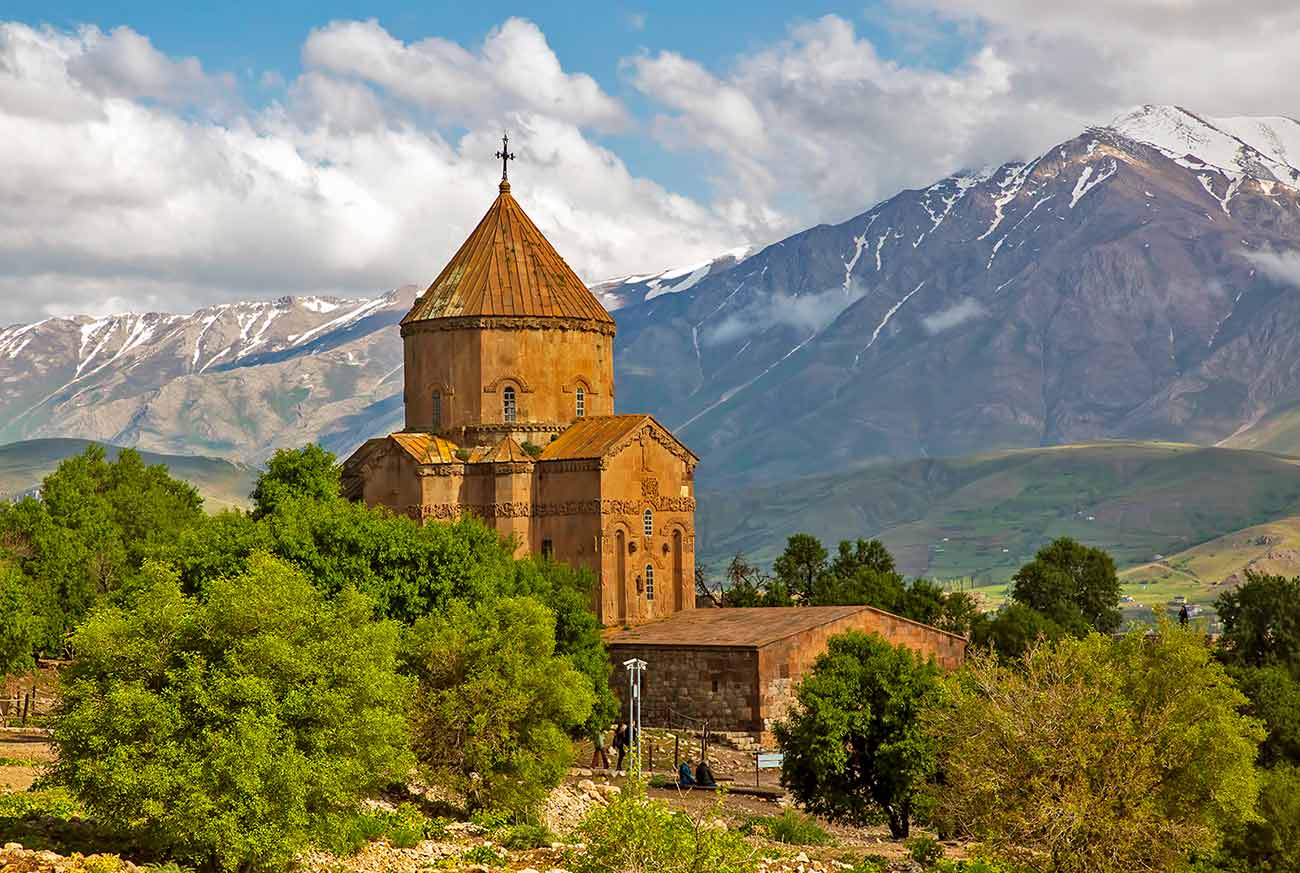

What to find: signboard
left=757, top=752, right=784, bottom=769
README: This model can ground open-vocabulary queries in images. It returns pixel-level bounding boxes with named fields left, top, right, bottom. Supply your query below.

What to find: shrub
left=460, top=844, right=508, bottom=867
left=520, top=441, right=544, bottom=458
left=775, top=631, right=941, bottom=838
left=500, top=822, right=554, bottom=850
left=406, top=597, right=594, bottom=813
left=905, top=834, right=943, bottom=866
left=926, top=623, right=1264, bottom=873
left=50, top=556, right=415, bottom=872
left=573, top=776, right=757, bottom=873
left=1217, top=763, right=1300, bottom=873
left=743, top=809, right=832, bottom=845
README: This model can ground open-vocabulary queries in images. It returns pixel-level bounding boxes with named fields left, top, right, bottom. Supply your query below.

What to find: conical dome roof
left=402, top=181, right=615, bottom=327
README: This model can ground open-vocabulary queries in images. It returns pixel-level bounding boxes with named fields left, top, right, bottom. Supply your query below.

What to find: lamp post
left=623, top=658, right=647, bottom=770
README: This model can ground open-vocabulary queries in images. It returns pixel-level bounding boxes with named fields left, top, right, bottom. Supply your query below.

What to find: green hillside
left=697, top=441, right=1300, bottom=594
left=0, top=438, right=257, bottom=512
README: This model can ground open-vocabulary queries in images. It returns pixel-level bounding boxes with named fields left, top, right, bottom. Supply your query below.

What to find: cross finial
left=495, top=132, right=515, bottom=182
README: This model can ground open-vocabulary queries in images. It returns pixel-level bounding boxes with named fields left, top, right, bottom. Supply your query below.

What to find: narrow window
left=645, top=564, right=655, bottom=600
left=575, top=386, right=585, bottom=418
left=541, top=539, right=554, bottom=559
left=643, top=508, right=653, bottom=537
left=431, top=392, right=442, bottom=430
left=503, top=386, right=517, bottom=422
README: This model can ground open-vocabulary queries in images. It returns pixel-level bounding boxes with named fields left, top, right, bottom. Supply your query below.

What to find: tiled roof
left=540, top=415, right=653, bottom=461
left=402, top=181, right=615, bottom=326
left=389, top=432, right=462, bottom=464
left=605, top=606, right=932, bottom=648
left=477, top=435, right=532, bottom=463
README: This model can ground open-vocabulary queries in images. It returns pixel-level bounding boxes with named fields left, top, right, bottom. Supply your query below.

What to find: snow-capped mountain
left=613, top=105, right=1300, bottom=483
left=0, top=290, right=415, bottom=463
left=6, top=105, right=1300, bottom=482
left=588, top=246, right=753, bottom=311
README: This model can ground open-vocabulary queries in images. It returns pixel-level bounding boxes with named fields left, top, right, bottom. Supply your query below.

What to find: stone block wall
left=605, top=644, right=761, bottom=732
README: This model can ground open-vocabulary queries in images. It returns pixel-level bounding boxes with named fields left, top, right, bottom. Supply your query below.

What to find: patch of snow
left=288, top=297, right=388, bottom=347
left=678, top=333, right=818, bottom=433
left=978, top=161, right=1037, bottom=240
left=854, top=281, right=926, bottom=366
left=300, top=297, right=341, bottom=314
left=1069, top=159, right=1117, bottom=208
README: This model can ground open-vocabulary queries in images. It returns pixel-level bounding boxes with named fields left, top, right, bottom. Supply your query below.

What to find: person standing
left=589, top=724, right=611, bottom=770
left=613, top=722, right=629, bottom=772
left=1179, top=604, right=1190, bottom=627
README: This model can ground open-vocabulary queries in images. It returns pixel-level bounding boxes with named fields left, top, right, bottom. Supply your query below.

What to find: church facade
left=342, top=173, right=697, bottom=626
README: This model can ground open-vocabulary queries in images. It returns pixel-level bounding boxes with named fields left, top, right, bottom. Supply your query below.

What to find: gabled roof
left=389, top=432, right=462, bottom=464
left=402, top=181, right=615, bottom=326
left=540, top=414, right=697, bottom=463
left=474, top=435, right=532, bottom=464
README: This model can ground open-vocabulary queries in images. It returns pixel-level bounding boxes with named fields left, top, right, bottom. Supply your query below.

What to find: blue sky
left=1, top=0, right=1297, bottom=322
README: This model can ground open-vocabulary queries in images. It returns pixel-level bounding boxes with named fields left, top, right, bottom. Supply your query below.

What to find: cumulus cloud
left=702, top=282, right=867, bottom=346
left=0, top=20, right=737, bottom=324
left=302, top=18, right=628, bottom=132
left=921, top=297, right=988, bottom=334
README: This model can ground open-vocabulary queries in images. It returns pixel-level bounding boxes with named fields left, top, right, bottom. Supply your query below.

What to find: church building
left=342, top=150, right=697, bottom=627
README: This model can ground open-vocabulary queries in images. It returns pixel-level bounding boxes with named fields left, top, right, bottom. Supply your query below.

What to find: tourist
left=613, top=723, right=629, bottom=772
left=695, top=759, right=717, bottom=787
left=1179, top=604, right=1190, bottom=627
left=678, top=761, right=695, bottom=787
left=590, top=724, right=610, bottom=770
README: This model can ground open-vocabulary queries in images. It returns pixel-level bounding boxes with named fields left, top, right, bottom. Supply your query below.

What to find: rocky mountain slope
left=614, top=105, right=1300, bottom=484
left=3, top=105, right=1300, bottom=480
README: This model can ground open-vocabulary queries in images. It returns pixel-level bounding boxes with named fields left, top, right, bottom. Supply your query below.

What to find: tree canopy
left=774, top=631, right=941, bottom=838
left=927, top=625, right=1263, bottom=873
left=1008, top=537, right=1121, bottom=634
left=51, top=555, right=414, bottom=872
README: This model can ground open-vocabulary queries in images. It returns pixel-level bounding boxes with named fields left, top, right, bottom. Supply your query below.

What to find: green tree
left=0, top=445, right=204, bottom=655
left=1216, top=571, right=1300, bottom=674
left=163, top=497, right=514, bottom=622
left=51, top=555, right=413, bottom=872
left=0, top=563, right=38, bottom=675
left=774, top=631, right=941, bottom=838
left=773, top=533, right=828, bottom=602
left=970, top=602, right=1067, bottom=661
left=405, top=596, right=595, bottom=812
left=250, top=444, right=340, bottom=519
left=927, top=625, right=1264, bottom=873
left=1010, top=537, right=1120, bottom=634
left=1216, top=764, right=1300, bottom=873
left=509, top=557, right=619, bottom=735
left=1227, top=665, right=1300, bottom=767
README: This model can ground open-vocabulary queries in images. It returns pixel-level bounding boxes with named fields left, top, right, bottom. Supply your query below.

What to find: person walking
left=613, top=722, right=629, bottom=772
left=589, top=723, right=611, bottom=770
left=1179, top=604, right=1190, bottom=627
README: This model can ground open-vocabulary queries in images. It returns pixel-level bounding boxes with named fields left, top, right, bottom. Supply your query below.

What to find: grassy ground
left=0, top=438, right=257, bottom=512
left=698, top=441, right=1300, bottom=599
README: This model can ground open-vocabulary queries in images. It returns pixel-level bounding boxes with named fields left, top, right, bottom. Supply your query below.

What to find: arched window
left=431, top=392, right=442, bottom=430
left=644, top=564, right=655, bottom=600
left=575, top=386, right=585, bottom=418
left=502, top=386, right=517, bottom=422
left=643, top=508, right=653, bottom=537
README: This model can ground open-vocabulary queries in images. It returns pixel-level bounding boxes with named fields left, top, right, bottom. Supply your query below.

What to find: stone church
left=342, top=169, right=697, bottom=627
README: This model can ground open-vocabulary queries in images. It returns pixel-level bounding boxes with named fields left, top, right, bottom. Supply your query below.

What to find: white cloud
left=302, top=17, right=629, bottom=132
left=702, top=282, right=867, bottom=346
left=921, top=297, right=987, bottom=334
left=1244, top=247, right=1300, bottom=289
left=0, top=20, right=738, bottom=324
left=66, top=25, right=236, bottom=111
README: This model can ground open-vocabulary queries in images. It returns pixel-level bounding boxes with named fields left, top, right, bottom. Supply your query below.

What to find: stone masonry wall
left=605, top=644, right=760, bottom=732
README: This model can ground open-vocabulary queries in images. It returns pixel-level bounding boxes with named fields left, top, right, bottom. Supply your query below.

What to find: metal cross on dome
left=495, top=132, right=515, bottom=181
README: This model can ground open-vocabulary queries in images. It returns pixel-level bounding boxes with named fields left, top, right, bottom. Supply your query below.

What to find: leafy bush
left=905, top=834, right=943, bottom=866
left=573, top=776, right=757, bottom=873
left=775, top=631, right=941, bottom=838
left=318, top=802, right=447, bottom=854
left=500, top=822, right=554, bottom=850
left=520, top=441, right=544, bottom=458
left=742, top=809, right=832, bottom=845
left=927, top=624, right=1263, bottom=873
left=839, top=856, right=888, bottom=873
left=50, top=555, right=415, bottom=872
left=460, top=844, right=508, bottom=867
left=406, top=596, right=594, bottom=813
left=1216, top=763, right=1300, bottom=873
left=0, top=786, right=82, bottom=820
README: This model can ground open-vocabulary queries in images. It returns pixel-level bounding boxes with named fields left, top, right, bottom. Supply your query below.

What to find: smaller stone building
left=605, top=606, right=967, bottom=738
